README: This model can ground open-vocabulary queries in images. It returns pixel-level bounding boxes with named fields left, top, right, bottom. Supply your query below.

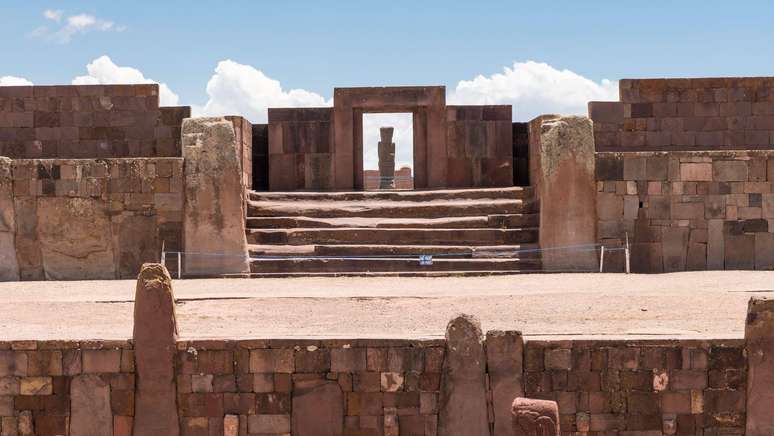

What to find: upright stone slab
left=438, top=314, right=489, bottom=436
left=486, top=331, right=524, bottom=436
left=70, top=374, right=113, bottom=436
left=0, top=157, right=19, bottom=281
left=133, top=263, right=180, bottom=436
left=292, top=379, right=343, bottom=436
left=182, top=117, right=250, bottom=276
left=529, top=115, right=597, bottom=271
left=745, top=297, right=774, bottom=435
left=511, top=397, right=560, bottom=436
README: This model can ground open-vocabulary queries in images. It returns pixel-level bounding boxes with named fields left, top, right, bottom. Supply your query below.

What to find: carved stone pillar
left=378, top=127, right=396, bottom=189
left=512, top=397, right=560, bottom=436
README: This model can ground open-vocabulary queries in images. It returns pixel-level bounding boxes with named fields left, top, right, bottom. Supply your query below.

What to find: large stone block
left=438, top=314, right=489, bottom=436
left=713, top=161, right=748, bottom=182
left=182, top=117, right=249, bottom=276
left=37, top=197, right=116, bottom=279
left=486, top=331, right=524, bottom=436
left=133, top=264, right=179, bottom=436
left=530, top=116, right=597, bottom=271
left=0, top=157, right=18, bottom=281
left=70, top=374, right=113, bottom=436
left=292, top=379, right=343, bottom=436
left=746, top=297, right=774, bottom=435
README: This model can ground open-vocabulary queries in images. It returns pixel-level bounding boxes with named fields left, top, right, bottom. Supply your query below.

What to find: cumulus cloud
left=198, top=60, right=331, bottom=122
left=0, top=76, right=34, bottom=86
left=72, top=55, right=180, bottom=106
left=32, top=10, right=124, bottom=44
left=449, top=60, right=618, bottom=121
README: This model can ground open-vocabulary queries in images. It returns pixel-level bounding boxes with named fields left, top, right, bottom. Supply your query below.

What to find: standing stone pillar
left=182, top=117, right=250, bottom=276
left=512, top=398, right=560, bottom=436
left=378, top=127, right=396, bottom=189
left=745, top=297, right=774, bottom=435
left=0, top=157, right=19, bottom=281
left=133, top=263, right=180, bottom=436
left=438, top=314, right=490, bottom=436
left=486, top=331, right=524, bottom=436
left=528, top=115, right=597, bottom=271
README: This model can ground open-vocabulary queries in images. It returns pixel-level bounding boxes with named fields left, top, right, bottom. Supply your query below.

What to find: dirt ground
left=0, top=271, right=771, bottom=341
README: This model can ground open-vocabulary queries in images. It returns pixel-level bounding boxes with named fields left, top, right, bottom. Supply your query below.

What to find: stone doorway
left=361, top=113, right=414, bottom=190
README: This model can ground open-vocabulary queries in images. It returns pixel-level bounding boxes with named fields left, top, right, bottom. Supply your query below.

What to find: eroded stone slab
left=70, top=374, right=113, bottom=436
left=745, top=297, right=774, bottom=436
left=292, top=379, right=343, bottom=436
left=0, top=157, right=18, bottom=281
left=486, top=330, right=524, bottom=436
left=182, top=117, right=249, bottom=276
left=438, top=314, right=489, bottom=436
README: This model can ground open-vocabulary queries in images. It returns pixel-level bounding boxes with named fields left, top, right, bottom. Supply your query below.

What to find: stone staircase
left=244, top=187, right=541, bottom=276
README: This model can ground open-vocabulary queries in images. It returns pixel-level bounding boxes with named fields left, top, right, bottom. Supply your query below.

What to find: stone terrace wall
left=596, top=151, right=774, bottom=272
left=177, top=339, right=445, bottom=436
left=525, top=339, right=746, bottom=435
left=590, top=77, right=774, bottom=152
left=9, top=158, right=183, bottom=280
left=267, top=108, right=334, bottom=190
left=0, top=84, right=189, bottom=158
left=0, top=340, right=134, bottom=436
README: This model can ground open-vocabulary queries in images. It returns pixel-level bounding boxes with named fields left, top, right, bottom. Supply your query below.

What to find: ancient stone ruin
left=377, top=126, right=396, bottom=189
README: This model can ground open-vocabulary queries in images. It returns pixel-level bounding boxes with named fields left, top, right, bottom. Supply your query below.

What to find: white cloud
left=32, top=10, right=123, bottom=44
left=43, top=9, right=63, bottom=22
left=199, top=60, right=331, bottom=123
left=72, top=55, right=180, bottom=106
left=0, top=76, right=34, bottom=86
left=449, top=60, right=618, bottom=121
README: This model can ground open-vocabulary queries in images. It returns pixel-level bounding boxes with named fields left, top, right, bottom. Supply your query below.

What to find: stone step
left=248, top=186, right=534, bottom=202
left=230, top=270, right=539, bottom=278
left=248, top=243, right=542, bottom=258
left=245, top=214, right=540, bottom=229
left=248, top=257, right=542, bottom=274
left=246, top=227, right=539, bottom=246
left=247, top=199, right=536, bottom=219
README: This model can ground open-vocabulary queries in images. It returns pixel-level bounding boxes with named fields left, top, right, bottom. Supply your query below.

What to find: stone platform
left=0, top=271, right=769, bottom=341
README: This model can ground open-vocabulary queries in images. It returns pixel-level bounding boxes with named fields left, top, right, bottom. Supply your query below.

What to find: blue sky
left=2, top=1, right=773, bottom=168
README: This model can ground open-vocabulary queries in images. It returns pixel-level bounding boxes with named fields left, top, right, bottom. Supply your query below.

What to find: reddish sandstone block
left=249, top=349, right=293, bottom=373
left=331, top=348, right=367, bottom=372
left=82, top=349, right=121, bottom=373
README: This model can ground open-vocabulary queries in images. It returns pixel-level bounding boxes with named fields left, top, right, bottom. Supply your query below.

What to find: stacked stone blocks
left=0, top=84, right=189, bottom=159
left=591, top=78, right=774, bottom=152
left=597, top=150, right=774, bottom=272
left=10, top=158, right=183, bottom=279
left=524, top=340, right=746, bottom=435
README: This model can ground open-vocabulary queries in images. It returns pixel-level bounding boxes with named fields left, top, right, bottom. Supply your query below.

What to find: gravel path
left=0, top=271, right=770, bottom=341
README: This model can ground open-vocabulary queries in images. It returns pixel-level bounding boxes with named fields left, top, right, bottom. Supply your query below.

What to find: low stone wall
left=6, top=158, right=183, bottom=280
left=597, top=150, right=774, bottom=272
left=525, top=339, right=746, bottom=434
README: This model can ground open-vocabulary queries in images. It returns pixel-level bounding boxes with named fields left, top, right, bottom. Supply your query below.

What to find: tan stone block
left=680, top=163, right=712, bottom=181
left=247, top=414, right=290, bottom=434
left=249, top=349, right=293, bottom=373
left=19, top=377, right=52, bottom=395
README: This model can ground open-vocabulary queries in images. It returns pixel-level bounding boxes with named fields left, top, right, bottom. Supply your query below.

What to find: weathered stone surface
left=745, top=297, right=774, bottom=435
left=118, top=215, right=159, bottom=278
left=133, top=263, right=179, bottom=436
left=512, top=397, right=560, bottom=436
left=182, top=117, right=249, bottom=276
left=378, top=127, right=396, bottom=189
left=70, top=374, right=113, bottom=436
left=530, top=115, right=596, bottom=271
left=0, top=157, right=18, bottom=281
left=486, top=330, right=524, bottom=436
left=438, top=314, right=489, bottom=436
left=292, top=379, right=343, bottom=436
left=37, top=197, right=116, bottom=280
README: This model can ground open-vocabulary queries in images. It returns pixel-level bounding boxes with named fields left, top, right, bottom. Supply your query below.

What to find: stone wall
left=0, top=84, right=189, bottom=159
left=590, top=77, right=774, bottom=152
left=8, top=158, right=183, bottom=280
left=445, top=105, right=512, bottom=188
left=596, top=150, right=774, bottom=272
left=524, top=339, right=747, bottom=434
left=267, top=108, right=334, bottom=190
left=226, top=116, right=253, bottom=191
